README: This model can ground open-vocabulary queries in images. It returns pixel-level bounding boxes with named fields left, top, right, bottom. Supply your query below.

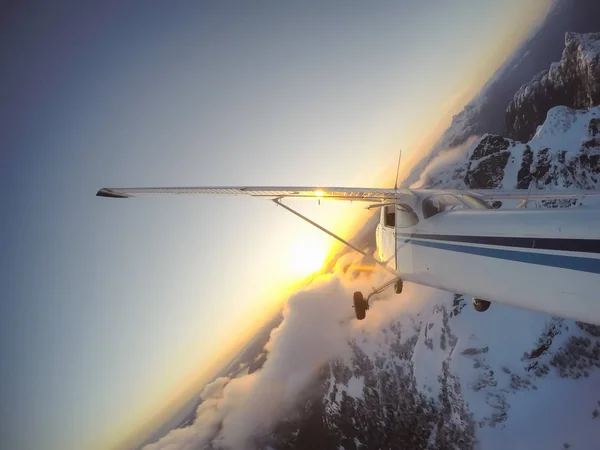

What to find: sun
left=288, top=237, right=328, bottom=277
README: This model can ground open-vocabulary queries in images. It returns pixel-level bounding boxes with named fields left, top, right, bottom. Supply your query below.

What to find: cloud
left=200, top=377, right=230, bottom=400
left=216, top=275, right=355, bottom=448
left=142, top=253, right=400, bottom=450
left=409, top=135, right=480, bottom=189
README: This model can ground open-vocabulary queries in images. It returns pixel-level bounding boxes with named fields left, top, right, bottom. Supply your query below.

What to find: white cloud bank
left=143, top=253, right=400, bottom=450
left=409, top=135, right=480, bottom=189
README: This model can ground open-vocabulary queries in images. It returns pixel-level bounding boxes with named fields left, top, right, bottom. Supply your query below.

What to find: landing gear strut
left=353, top=277, right=403, bottom=320
left=353, top=292, right=368, bottom=320
left=271, top=198, right=401, bottom=321
left=472, top=298, right=491, bottom=312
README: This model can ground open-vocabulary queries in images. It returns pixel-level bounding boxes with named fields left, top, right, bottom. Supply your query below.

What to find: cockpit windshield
left=422, top=194, right=466, bottom=219
left=422, top=193, right=492, bottom=218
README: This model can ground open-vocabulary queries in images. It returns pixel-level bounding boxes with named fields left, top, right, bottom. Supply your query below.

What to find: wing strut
left=272, top=198, right=398, bottom=277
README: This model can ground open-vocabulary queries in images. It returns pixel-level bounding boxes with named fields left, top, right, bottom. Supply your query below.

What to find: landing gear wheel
left=472, top=298, right=491, bottom=312
left=394, top=279, right=403, bottom=294
left=353, top=291, right=368, bottom=320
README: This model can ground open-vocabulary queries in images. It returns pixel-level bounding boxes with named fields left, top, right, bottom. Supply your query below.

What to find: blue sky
left=1, top=1, right=551, bottom=449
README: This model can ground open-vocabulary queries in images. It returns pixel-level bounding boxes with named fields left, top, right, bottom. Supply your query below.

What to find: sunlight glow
left=288, top=237, right=328, bottom=277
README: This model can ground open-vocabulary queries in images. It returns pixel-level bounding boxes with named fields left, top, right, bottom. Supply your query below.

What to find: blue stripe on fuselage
left=411, top=239, right=600, bottom=275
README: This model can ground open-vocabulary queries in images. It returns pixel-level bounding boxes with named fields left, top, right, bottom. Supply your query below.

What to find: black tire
left=353, top=291, right=367, bottom=320
left=472, top=298, right=491, bottom=312
left=394, top=279, right=403, bottom=294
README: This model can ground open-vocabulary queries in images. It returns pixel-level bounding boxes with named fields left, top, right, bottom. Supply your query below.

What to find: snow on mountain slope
left=506, top=32, right=600, bottom=142
left=404, top=32, right=600, bottom=190
left=315, top=288, right=600, bottom=450
left=416, top=105, right=600, bottom=201
left=529, top=104, right=599, bottom=150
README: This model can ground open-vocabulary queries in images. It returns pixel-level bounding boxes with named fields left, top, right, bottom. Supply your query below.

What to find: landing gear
left=394, top=279, right=403, bottom=294
left=353, top=277, right=402, bottom=320
left=353, top=292, right=368, bottom=320
left=272, top=198, right=402, bottom=322
left=472, top=298, right=491, bottom=312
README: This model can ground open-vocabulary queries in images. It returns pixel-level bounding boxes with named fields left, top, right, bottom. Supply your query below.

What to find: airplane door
left=394, top=203, right=418, bottom=274
left=377, top=205, right=397, bottom=268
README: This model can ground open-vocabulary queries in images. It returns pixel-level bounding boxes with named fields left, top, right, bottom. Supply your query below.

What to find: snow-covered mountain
left=264, top=292, right=600, bottom=450
left=418, top=105, right=600, bottom=195
left=403, top=0, right=600, bottom=189
left=506, top=32, right=600, bottom=143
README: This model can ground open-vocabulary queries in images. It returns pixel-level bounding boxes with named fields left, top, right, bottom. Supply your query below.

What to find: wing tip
left=96, top=188, right=130, bottom=199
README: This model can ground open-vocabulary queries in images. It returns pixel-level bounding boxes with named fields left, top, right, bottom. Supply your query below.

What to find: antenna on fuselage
left=394, top=150, right=402, bottom=193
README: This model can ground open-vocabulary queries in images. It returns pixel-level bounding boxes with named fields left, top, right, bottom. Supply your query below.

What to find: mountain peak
left=505, top=32, right=600, bottom=142
left=565, top=31, right=600, bottom=61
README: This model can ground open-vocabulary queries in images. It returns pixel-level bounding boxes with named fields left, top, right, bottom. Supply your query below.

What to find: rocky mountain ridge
left=506, top=32, right=600, bottom=143
left=421, top=105, right=600, bottom=195
left=404, top=18, right=600, bottom=189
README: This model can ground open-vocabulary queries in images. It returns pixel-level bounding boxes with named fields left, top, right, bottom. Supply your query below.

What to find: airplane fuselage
left=377, top=192, right=600, bottom=325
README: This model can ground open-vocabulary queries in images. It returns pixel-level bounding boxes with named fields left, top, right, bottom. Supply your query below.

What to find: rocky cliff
left=506, top=33, right=600, bottom=142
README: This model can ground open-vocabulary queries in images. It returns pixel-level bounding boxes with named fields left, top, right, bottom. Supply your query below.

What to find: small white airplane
left=97, top=185, right=600, bottom=326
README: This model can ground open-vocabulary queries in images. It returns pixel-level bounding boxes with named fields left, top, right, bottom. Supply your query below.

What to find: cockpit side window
left=396, top=204, right=419, bottom=228
left=422, top=194, right=466, bottom=219
left=422, top=197, right=439, bottom=219
left=383, top=204, right=419, bottom=228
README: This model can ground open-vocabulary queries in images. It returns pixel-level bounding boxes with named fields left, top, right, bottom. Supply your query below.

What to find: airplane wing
left=96, top=186, right=600, bottom=201
left=96, top=186, right=408, bottom=202
left=466, top=189, right=600, bottom=200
